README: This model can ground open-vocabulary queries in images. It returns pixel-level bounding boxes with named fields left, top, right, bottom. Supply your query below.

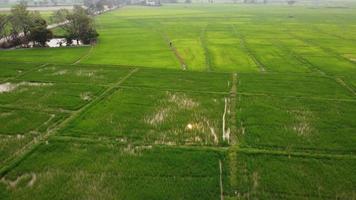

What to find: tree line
left=0, top=3, right=99, bottom=48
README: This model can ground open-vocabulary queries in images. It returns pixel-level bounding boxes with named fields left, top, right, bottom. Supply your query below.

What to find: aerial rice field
left=0, top=3, right=356, bottom=199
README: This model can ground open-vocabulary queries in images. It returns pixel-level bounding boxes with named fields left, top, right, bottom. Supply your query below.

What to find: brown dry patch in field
left=75, top=69, right=96, bottom=77
left=144, top=107, right=171, bottom=126
left=1, top=173, right=36, bottom=188
left=144, top=92, right=199, bottom=126
left=38, top=66, right=56, bottom=72
left=167, top=92, right=199, bottom=109
left=288, top=109, right=313, bottom=136
left=80, top=92, right=93, bottom=101
left=52, top=69, right=67, bottom=76
left=0, top=111, right=13, bottom=117
left=222, top=97, right=231, bottom=143
left=144, top=92, right=222, bottom=145
left=0, top=82, right=53, bottom=93
left=0, top=83, right=17, bottom=93
left=252, top=171, right=259, bottom=190
left=72, top=171, right=113, bottom=199
left=184, top=118, right=219, bottom=145
left=343, top=54, right=356, bottom=62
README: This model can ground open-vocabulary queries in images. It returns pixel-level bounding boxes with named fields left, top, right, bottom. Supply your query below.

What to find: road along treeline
left=0, top=4, right=99, bottom=48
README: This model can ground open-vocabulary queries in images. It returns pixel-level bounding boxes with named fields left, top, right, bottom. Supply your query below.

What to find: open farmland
left=1, top=4, right=356, bottom=200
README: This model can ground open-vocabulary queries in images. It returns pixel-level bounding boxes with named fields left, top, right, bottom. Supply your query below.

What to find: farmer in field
left=169, top=41, right=173, bottom=47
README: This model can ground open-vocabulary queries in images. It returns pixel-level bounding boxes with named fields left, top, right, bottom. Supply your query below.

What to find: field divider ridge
left=1, top=63, right=49, bottom=83
left=200, top=25, right=213, bottom=71
left=159, top=30, right=188, bottom=70
left=237, top=91, right=356, bottom=102
left=71, top=45, right=94, bottom=65
left=231, top=24, right=266, bottom=72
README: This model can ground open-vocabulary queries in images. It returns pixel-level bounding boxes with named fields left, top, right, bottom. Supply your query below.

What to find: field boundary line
left=1, top=63, right=49, bottom=83
left=335, top=77, right=356, bottom=96
left=238, top=147, right=356, bottom=160
left=0, top=68, right=139, bottom=178
left=200, top=25, right=212, bottom=71
left=231, top=25, right=266, bottom=72
left=71, top=45, right=94, bottom=65
left=237, top=92, right=356, bottom=102
left=229, top=73, right=238, bottom=145
left=219, top=159, right=224, bottom=200
left=0, top=104, right=73, bottom=114
left=159, top=31, right=188, bottom=70
left=117, top=85, right=229, bottom=95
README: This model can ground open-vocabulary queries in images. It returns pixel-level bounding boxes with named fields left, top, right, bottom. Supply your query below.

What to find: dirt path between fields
left=219, top=159, right=224, bottom=200
left=72, top=45, right=94, bottom=65
left=230, top=73, right=238, bottom=144
left=1, top=63, right=49, bottom=83
left=231, top=25, right=266, bottom=72
left=161, top=33, right=187, bottom=70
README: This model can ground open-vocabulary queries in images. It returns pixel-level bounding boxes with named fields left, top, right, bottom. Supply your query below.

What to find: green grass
left=224, top=151, right=355, bottom=199
left=0, top=138, right=222, bottom=200
left=1, top=4, right=356, bottom=200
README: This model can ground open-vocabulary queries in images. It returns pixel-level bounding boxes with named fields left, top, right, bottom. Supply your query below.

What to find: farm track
left=219, top=160, right=224, bottom=200
left=231, top=25, right=266, bottom=72
left=229, top=73, right=238, bottom=145
left=117, top=85, right=230, bottom=95
left=0, top=104, right=73, bottom=114
left=226, top=187, right=345, bottom=200
left=0, top=68, right=139, bottom=177
left=160, top=32, right=188, bottom=70
left=237, top=92, right=356, bottom=102
left=50, top=134, right=356, bottom=160
left=71, top=45, right=94, bottom=65
left=200, top=26, right=213, bottom=71
left=1, top=63, right=49, bottom=83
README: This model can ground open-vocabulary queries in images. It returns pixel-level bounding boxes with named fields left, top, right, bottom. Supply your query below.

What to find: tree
left=95, top=1, right=105, bottom=13
left=29, top=15, right=53, bottom=46
left=287, top=0, right=296, bottom=6
left=7, top=2, right=33, bottom=45
left=55, top=6, right=99, bottom=45
left=0, top=14, right=8, bottom=39
left=51, top=9, right=70, bottom=24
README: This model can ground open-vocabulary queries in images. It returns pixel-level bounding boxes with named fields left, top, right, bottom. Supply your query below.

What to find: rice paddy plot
left=0, top=82, right=105, bottom=110
left=121, top=68, right=231, bottom=93
left=0, top=138, right=222, bottom=200
left=60, top=87, right=228, bottom=146
left=237, top=73, right=355, bottom=99
left=0, top=107, right=67, bottom=165
left=224, top=151, right=356, bottom=199
left=1, top=4, right=356, bottom=199
left=237, top=95, right=356, bottom=153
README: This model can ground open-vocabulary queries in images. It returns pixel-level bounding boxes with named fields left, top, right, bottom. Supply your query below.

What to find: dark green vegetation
left=1, top=4, right=356, bottom=200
